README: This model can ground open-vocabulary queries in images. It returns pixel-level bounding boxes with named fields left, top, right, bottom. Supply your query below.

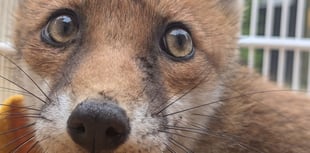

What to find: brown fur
left=6, top=0, right=310, bottom=153
left=195, top=67, right=310, bottom=153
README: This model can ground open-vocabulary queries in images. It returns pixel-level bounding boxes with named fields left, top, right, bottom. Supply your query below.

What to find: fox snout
left=67, top=99, right=130, bottom=152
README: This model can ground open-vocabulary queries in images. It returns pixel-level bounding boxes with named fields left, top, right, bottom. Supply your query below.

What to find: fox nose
left=67, top=100, right=130, bottom=152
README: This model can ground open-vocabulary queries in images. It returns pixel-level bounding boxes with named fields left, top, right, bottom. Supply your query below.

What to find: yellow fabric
left=0, top=95, right=28, bottom=153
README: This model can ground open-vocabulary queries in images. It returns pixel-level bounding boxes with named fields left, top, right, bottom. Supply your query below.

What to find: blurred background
left=240, top=0, right=310, bottom=91
left=0, top=0, right=310, bottom=101
left=0, top=0, right=18, bottom=101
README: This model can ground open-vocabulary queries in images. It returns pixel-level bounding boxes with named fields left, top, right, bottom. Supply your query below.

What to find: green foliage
left=242, top=0, right=252, bottom=35
left=254, top=49, right=263, bottom=74
left=240, top=48, right=248, bottom=65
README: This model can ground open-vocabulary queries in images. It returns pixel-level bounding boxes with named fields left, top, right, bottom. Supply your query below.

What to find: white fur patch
left=116, top=103, right=168, bottom=153
left=35, top=91, right=83, bottom=153
left=164, top=81, right=223, bottom=149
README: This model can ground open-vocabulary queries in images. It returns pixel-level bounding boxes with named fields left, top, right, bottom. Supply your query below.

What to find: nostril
left=106, top=126, right=122, bottom=138
left=69, top=123, right=85, bottom=134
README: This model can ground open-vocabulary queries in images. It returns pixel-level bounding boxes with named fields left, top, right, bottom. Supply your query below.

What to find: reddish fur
left=11, top=0, right=310, bottom=153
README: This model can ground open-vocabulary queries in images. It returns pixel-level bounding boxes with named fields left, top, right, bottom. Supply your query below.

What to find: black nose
left=67, top=100, right=130, bottom=152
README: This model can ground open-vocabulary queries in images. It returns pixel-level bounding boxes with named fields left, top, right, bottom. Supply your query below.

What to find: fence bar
left=280, top=0, right=290, bottom=38
left=262, top=48, right=270, bottom=80
left=3, top=56, right=8, bottom=101
left=265, top=0, right=274, bottom=37
left=308, top=53, right=310, bottom=94
left=248, top=47, right=255, bottom=70
left=277, top=49, right=286, bottom=87
left=292, top=50, right=301, bottom=90
left=250, top=0, right=259, bottom=36
left=296, top=0, right=305, bottom=38
left=0, top=1, right=7, bottom=40
left=4, top=0, right=9, bottom=41
left=239, top=37, right=310, bottom=50
left=0, top=56, right=4, bottom=100
left=292, top=0, right=306, bottom=91
left=0, top=6, right=2, bottom=40
left=262, top=0, right=274, bottom=80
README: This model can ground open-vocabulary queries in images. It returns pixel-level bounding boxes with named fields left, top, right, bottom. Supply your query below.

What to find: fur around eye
left=41, top=10, right=79, bottom=47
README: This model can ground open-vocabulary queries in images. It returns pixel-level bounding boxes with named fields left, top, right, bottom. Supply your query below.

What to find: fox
left=0, top=0, right=310, bottom=153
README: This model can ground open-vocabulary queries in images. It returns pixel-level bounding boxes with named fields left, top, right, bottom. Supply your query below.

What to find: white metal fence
left=239, top=0, right=310, bottom=92
left=0, top=0, right=310, bottom=102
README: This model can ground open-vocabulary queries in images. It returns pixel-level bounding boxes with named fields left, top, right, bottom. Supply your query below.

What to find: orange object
left=0, top=95, right=36, bottom=153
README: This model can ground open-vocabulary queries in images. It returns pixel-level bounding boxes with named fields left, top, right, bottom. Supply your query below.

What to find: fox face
left=12, top=0, right=243, bottom=152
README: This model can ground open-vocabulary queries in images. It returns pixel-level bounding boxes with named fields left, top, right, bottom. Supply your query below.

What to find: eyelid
left=46, top=9, right=78, bottom=24
left=164, top=22, right=193, bottom=37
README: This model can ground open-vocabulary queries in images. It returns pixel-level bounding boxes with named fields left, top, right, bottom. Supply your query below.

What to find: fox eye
left=160, top=23, right=194, bottom=61
left=41, top=10, right=79, bottom=47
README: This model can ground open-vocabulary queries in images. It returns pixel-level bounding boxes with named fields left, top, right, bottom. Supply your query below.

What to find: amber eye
left=42, top=11, right=79, bottom=47
left=161, top=24, right=194, bottom=60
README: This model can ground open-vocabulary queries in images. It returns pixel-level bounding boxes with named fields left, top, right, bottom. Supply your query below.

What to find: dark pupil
left=171, top=30, right=188, bottom=50
left=55, top=16, right=74, bottom=36
left=176, top=34, right=186, bottom=49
